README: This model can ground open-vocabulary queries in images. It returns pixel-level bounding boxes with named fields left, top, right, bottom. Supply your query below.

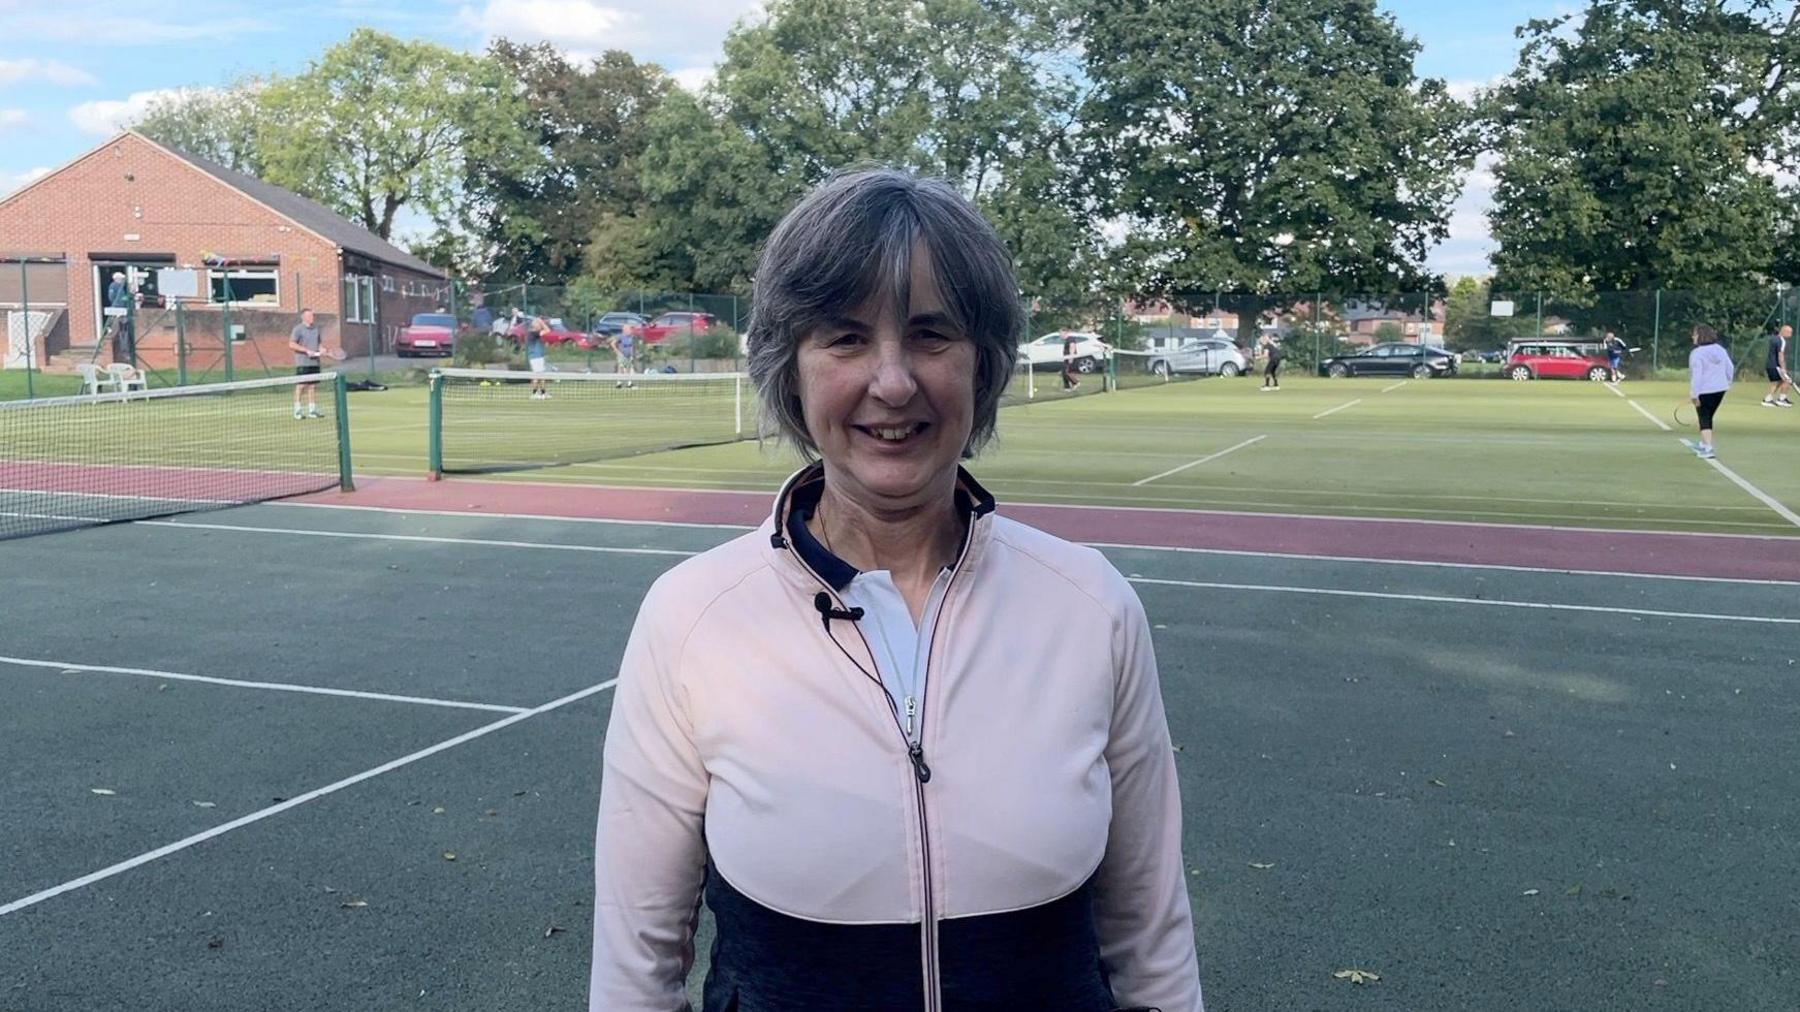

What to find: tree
left=1484, top=1, right=1800, bottom=357
left=256, top=29, right=531, bottom=241
left=623, top=0, right=1087, bottom=295
left=1443, top=275, right=1534, bottom=349
left=1078, top=0, right=1474, bottom=346
left=469, top=42, right=674, bottom=283
left=133, top=77, right=271, bottom=174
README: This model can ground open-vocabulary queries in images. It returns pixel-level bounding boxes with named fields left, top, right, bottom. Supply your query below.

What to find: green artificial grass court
left=336, top=373, right=1800, bottom=535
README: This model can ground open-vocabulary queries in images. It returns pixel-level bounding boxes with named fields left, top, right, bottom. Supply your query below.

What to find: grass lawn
left=338, top=372, right=1800, bottom=537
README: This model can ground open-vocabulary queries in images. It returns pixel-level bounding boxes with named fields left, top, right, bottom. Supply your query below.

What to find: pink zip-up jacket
left=591, top=467, right=1203, bottom=1011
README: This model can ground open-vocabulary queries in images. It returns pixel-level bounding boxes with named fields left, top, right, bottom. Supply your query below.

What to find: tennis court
left=3, top=369, right=1799, bottom=1010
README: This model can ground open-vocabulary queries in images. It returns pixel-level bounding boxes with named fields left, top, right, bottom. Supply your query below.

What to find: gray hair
left=745, top=168, right=1022, bottom=458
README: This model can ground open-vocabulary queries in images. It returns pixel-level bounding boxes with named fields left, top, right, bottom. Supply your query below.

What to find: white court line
left=0, top=655, right=528, bottom=714
left=1127, top=576, right=1800, bottom=625
left=1380, top=380, right=1408, bottom=394
left=284, top=501, right=758, bottom=532
left=1089, top=542, right=1800, bottom=587
left=0, top=679, right=615, bottom=918
left=1627, top=400, right=1673, bottom=431
left=142, top=519, right=699, bottom=556
left=1132, top=435, right=1267, bottom=487
left=1312, top=399, right=1362, bottom=420
left=1604, top=383, right=1626, bottom=398
left=1695, top=448, right=1800, bottom=529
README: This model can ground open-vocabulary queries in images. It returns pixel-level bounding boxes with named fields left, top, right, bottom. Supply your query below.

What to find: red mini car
left=642, top=311, right=713, bottom=344
left=1505, top=340, right=1613, bottom=381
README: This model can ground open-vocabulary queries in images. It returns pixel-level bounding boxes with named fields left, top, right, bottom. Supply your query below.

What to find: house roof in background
left=140, top=133, right=445, bottom=279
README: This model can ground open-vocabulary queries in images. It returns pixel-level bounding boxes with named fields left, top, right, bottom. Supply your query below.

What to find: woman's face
left=795, top=249, right=977, bottom=512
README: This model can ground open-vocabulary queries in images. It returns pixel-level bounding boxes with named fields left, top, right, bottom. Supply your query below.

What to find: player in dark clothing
left=1762, top=325, right=1793, bottom=408
left=1259, top=333, right=1284, bottom=390
left=1060, top=329, right=1081, bottom=390
left=1603, top=331, right=1628, bottom=383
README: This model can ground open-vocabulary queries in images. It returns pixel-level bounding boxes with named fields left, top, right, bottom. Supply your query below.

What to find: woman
left=1687, top=324, right=1733, bottom=460
left=1258, top=332, right=1283, bottom=391
left=591, top=169, right=1203, bottom=1012
left=526, top=316, right=551, bottom=400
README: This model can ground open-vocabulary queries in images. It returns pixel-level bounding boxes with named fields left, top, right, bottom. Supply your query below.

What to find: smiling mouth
left=856, top=422, right=928, bottom=443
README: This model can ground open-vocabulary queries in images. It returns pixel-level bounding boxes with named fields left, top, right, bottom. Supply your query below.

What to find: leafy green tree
left=256, top=29, right=531, bottom=241
left=621, top=0, right=1087, bottom=297
left=132, top=77, right=272, bottom=174
left=1078, top=0, right=1474, bottom=346
left=470, top=43, right=673, bottom=283
left=1443, top=275, right=1535, bottom=349
left=1486, top=0, right=1798, bottom=294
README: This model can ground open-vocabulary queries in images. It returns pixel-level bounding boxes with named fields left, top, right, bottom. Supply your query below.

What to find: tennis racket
left=1673, top=402, right=1694, bottom=428
left=319, top=346, right=348, bottom=362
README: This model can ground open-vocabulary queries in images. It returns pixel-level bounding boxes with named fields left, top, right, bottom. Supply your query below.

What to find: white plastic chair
left=105, top=363, right=149, bottom=396
left=77, top=362, right=121, bottom=396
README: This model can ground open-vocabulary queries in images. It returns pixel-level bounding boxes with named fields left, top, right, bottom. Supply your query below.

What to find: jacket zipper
left=786, top=515, right=976, bottom=1012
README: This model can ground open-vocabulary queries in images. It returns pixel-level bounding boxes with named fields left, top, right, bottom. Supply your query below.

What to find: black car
left=1319, top=342, right=1459, bottom=379
left=593, top=312, right=647, bottom=336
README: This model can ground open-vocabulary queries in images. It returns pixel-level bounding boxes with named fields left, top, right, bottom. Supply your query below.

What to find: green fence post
left=176, top=302, right=188, bottom=386
left=222, top=276, right=235, bottom=384
left=1653, top=289, right=1662, bottom=374
left=1313, top=291, right=1322, bottom=368
left=333, top=372, right=355, bottom=492
left=20, top=260, right=34, bottom=400
left=688, top=292, right=697, bottom=373
left=1535, top=291, right=1543, bottom=340
left=427, top=369, right=444, bottom=478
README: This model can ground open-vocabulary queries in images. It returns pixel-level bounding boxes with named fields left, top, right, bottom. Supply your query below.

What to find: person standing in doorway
left=1686, top=324, right=1733, bottom=459
left=1762, top=324, right=1793, bottom=408
left=105, top=270, right=135, bottom=362
left=288, top=308, right=324, bottom=419
left=1060, top=327, right=1080, bottom=390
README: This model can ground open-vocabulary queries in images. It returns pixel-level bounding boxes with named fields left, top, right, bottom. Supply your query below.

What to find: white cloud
left=0, top=110, right=27, bottom=131
left=0, top=166, right=52, bottom=197
left=68, top=88, right=194, bottom=136
left=1445, top=75, right=1506, bottom=104
left=458, top=0, right=760, bottom=64
left=0, top=58, right=97, bottom=87
left=1427, top=154, right=1500, bottom=276
left=0, top=6, right=267, bottom=45
left=669, top=66, right=715, bottom=93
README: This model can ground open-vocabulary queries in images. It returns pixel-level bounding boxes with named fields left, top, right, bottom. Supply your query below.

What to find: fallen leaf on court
left=1566, top=883, right=1583, bottom=896
left=1429, top=778, right=1447, bottom=788
left=158, top=684, right=168, bottom=692
left=432, top=806, right=446, bottom=815
left=1249, top=862, right=1275, bottom=870
left=1333, top=969, right=1380, bottom=985
left=544, top=925, right=564, bottom=938
left=206, top=937, right=223, bottom=950
left=1523, top=889, right=1540, bottom=896
left=513, top=790, right=527, bottom=797
left=90, top=788, right=116, bottom=796
left=1172, top=744, right=1184, bottom=753
left=192, top=801, right=216, bottom=808
left=1189, top=869, right=1201, bottom=876
left=340, top=899, right=368, bottom=909
left=323, top=886, right=338, bottom=894
left=485, top=809, right=498, bottom=817
left=443, top=852, right=457, bottom=862
left=1503, top=730, right=1516, bottom=738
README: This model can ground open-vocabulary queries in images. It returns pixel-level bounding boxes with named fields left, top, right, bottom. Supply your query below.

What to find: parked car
left=1017, top=332, right=1112, bottom=374
left=1142, top=338, right=1247, bottom=378
left=640, top=311, right=714, bottom=343
left=1319, top=342, right=1458, bottom=378
left=396, top=312, right=455, bottom=358
left=592, top=312, right=647, bottom=337
left=1473, top=348, right=1506, bottom=364
left=1504, top=340, right=1613, bottom=381
left=501, top=316, right=586, bottom=346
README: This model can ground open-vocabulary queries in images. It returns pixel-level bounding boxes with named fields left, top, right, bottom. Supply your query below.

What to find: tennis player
left=526, top=317, right=551, bottom=400
left=1763, top=324, right=1793, bottom=408
left=1687, top=324, right=1733, bottom=459
left=612, top=321, right=640, bottom=388
left=590, top=169, right=1203, bottom=1011
left=1259, top=331, right=1284, bottom=390
left=287, top=308, right=324, bottom=419
left=1603, top=331, right=1628, bottom=383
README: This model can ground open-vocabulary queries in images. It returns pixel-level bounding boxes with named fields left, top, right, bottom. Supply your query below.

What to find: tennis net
left=1109, top=348, right=1208, bottom=392
left=0, top=372, right=354, bottom=541
left=429, top=367, right=750, bottom=475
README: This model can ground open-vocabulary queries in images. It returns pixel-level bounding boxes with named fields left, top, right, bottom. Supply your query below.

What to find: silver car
left=1145, top=338, right=1247, bottom=377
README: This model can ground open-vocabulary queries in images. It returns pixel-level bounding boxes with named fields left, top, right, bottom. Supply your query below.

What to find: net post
left=20, top=260, right=34, bottom=400
left=222, top=277, right=236, bottom=384
left=734, top=374, right=743, bottom=435
left=427, top=369, right=444, bottom=479
left=176, top=302, right=188, bottom=387
left=1653, top=289, right=1662, bottom=374
left=332, top=372, right=355, bottom=492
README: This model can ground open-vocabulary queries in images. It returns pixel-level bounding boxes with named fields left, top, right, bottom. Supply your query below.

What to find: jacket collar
left=766, top=462, right=997, bottom=588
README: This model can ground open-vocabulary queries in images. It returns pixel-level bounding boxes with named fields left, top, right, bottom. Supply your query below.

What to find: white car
left=1018, top=332, right=1111, bottom=374
left=1142, top=338, right=1247, bottom=378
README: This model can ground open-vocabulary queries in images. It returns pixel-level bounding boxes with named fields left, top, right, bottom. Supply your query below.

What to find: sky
left=0, top=0, right=1569, bottom=276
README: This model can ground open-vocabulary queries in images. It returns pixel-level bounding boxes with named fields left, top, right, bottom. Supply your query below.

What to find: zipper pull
left=904, top=695, right=917, bottom=738
left=908, top=743, right=932, bottom=784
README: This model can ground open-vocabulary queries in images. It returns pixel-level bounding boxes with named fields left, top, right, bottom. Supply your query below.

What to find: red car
left=1505, top=340, right=1612, bottom=381
left=396, top=312, right=455, bottom=358
left=504, top=317, right=589, bottom=346
left=642, top=311, right=712, bottom=344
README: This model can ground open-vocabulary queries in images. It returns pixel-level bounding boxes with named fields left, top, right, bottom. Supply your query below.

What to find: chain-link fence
left=441, top=283, right=750, bottom=375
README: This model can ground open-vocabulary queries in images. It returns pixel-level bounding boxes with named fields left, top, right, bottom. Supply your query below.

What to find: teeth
left=871, top=425, right=918, bottom=441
